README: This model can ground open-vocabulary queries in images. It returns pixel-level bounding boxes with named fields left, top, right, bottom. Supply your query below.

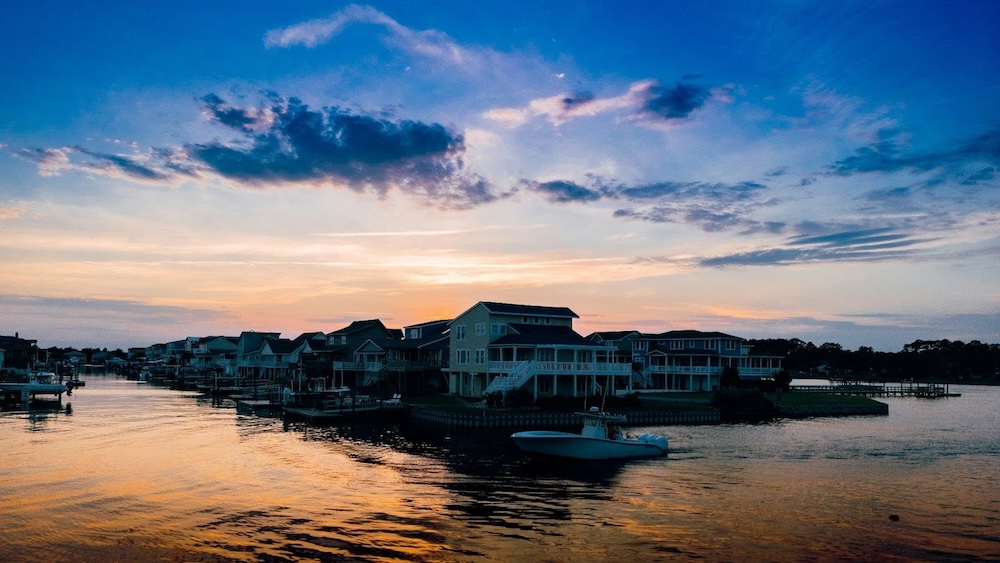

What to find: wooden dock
left=790, top=382, right=956, bottom=398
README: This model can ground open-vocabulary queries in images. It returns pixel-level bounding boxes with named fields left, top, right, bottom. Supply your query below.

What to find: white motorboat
left=511, top=406, right=668, bottom=460
left=0, top=371, right=72, bottom=401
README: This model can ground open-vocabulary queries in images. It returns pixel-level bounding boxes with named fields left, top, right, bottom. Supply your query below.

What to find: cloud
left=522, top=176, right=780, bottom=233
left=264, top=4, right=471, bottom=65
left=0, top=202, right=27, bottom=220
left=831, top=128, right=1000, bottom=178
left=188, top=94, right=502, bottom=209
left=698, top=226, right=934, bottom=267
left=640, top=81, right=710, bottom=120
left=16, top=147, right=72, bottom=176
left=489, top=79, right=720, bottom=127
left=523, top=180, right=603, bottom=203
left=21, top=93, right=506, bottom=210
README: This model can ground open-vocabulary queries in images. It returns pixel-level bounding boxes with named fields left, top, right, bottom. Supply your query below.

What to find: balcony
left=489, top=361, right=631, bottom=375
left=332, top=361, right=385, bottom=372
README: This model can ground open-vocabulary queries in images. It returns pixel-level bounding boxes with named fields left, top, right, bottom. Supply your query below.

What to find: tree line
left=747, top=338, right=1000, bottom=382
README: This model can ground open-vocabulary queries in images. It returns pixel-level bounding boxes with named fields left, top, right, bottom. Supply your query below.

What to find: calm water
left=1, top=377, right=998, bottom=562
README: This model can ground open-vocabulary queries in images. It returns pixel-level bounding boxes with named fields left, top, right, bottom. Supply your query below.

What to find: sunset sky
left=2, top=1, right=998, bottom=351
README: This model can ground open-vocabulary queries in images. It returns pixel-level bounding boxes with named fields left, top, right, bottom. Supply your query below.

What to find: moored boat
left=511, top=406, right=668, bottom=460
left=0, top=371, right=73, bottom=401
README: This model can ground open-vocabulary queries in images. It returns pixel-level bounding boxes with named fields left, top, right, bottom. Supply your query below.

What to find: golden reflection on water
left=1, top=378, right=999, bottom=562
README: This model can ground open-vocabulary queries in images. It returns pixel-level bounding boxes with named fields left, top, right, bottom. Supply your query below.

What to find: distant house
left=445, top=301, right=630, bottom=400
left=631, top=330, right=783, bottom=391
left=0, top=333, right=38, bottom=374
left=235, top=331, right=281, bottom=380
left=190, top=336, right=240, bottom=372
left=327, top=320, right=399, bottom=388
left=383, top=319, right=451, bottom=394
left=63, top=349, right=87, bottom=365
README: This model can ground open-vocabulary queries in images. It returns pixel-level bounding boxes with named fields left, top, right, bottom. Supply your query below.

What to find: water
left=1, top=377, right=998, bottom=562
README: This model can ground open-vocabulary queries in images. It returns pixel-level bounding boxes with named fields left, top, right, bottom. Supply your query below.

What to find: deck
left=790, top=382, right=956, bottom=398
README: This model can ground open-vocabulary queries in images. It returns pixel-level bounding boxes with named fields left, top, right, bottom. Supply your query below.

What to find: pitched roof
left=478, top=301, right=579, bottom=319
left=489, top=324, right=600, bottom=347
left=263, top=338, right=299, bottom=354
left=648, top=330, right=744, bottom=340
left=328, top=319, right=386, bottom=335
left=588, top=330, right=641, bottom=342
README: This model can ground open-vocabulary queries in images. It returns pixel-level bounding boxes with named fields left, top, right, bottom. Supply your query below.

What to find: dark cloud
left=560, top=91, right=596, bottom=110
left=521, top=180, right=602, bottom=203
left=831, top=128, right=1000, bottom=177
left=200, top=93, right=260, bottom=131
left=20, top=93, right=504, bottom=210
left=698, top=226, right=933, bottom=267
left=184, top=95, right=504, bottom=208
left=525, top=176, right=777, bottom=233
left=641, top=82, right=710, bottom=120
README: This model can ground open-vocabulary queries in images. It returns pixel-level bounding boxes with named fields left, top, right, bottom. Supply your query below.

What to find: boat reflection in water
left=1, top=376, right=998, bottom=562
left=511, top=406, right=668, bottom=460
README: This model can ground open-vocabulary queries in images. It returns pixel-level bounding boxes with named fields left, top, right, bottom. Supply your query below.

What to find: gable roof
left=588, top=330, right=641, bottom=342
left=328, top=319, right=387, bottom=336
left=262, top=338, right=299, bottom=355
left=453, top=301, right=578, bottom=322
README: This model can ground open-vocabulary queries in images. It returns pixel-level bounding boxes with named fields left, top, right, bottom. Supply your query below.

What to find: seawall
left=776, top=401, right=889, bottom=418
left=409, top=406, right=720, bottom=428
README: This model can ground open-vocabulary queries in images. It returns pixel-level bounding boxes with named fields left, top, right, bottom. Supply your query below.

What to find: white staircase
left=483, top=361, right=535, bottom=394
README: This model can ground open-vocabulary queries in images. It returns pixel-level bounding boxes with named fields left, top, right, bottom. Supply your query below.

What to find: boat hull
left=511, top=430, right=666, bottom=460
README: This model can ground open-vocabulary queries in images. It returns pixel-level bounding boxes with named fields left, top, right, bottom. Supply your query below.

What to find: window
left=706, top=340, right=717, bottom=350
left=475, top=323, right=486, bottom=336
left=635, top=341, right=647, bottom=351
left=725, top=340, right=737, bottom=350
left=491, top=323, right=508, bottom=336
left=475, top=349, right=486, bottom=364
left=670, top=340, right=683, bottom=350
left=456, top=325, right=467, bottom=341
left=457, top=349, right=470, bottom=364
left=689, top=340, right=696, bottom=348
left=409, top=328, right=420, bottom=339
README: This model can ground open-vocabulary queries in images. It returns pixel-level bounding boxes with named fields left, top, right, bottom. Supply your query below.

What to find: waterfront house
left=383, top=319, right=451, bottom=394
left=327, top=319, right=400, bottom=388
left=63, top=348, right=87, bottom=365
left=190, top=336, right=239, bottom=373
left=445, top=301, right=630, bottom=401
left=235, top=331, right=281, bottom=381
left=0, top=333, right=38, bottom=374
left=631, top=330, right=783, bottom=391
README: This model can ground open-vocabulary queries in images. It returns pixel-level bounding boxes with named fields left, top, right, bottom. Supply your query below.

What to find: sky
left=1, top=1, right=998, bottom=352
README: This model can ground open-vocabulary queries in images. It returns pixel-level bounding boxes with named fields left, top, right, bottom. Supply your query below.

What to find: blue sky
left=2, top=1, right=998, bottom=351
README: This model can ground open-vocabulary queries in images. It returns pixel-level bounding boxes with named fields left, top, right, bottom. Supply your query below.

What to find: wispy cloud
left=521, top=177, right=781, bottom=233
left=698, top=226, right=935, bottom=267
left=0, top=202, right=27, bottom=220
left=264, top=4, right=472, bottom=66
left=830, top=128, right=1000, bottom=180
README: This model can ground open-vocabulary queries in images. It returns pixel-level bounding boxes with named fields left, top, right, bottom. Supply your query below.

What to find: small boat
left=511, top=406, right=668, bottom=460
left=0, top=371, right=72, bottom=401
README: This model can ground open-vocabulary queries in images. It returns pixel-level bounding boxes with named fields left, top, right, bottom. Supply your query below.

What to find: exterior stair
left=483, top=361, right=535, bottom=394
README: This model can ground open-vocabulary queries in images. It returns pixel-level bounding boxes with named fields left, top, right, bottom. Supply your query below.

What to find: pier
left=790, top=381, right=956, bottom=398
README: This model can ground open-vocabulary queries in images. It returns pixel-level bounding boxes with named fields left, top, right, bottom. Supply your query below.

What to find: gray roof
left=489, top=324, right=599, bottom=347
left=479, top=301, right=579, bottom=319
left=644, top=330, right=743, bottom=340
